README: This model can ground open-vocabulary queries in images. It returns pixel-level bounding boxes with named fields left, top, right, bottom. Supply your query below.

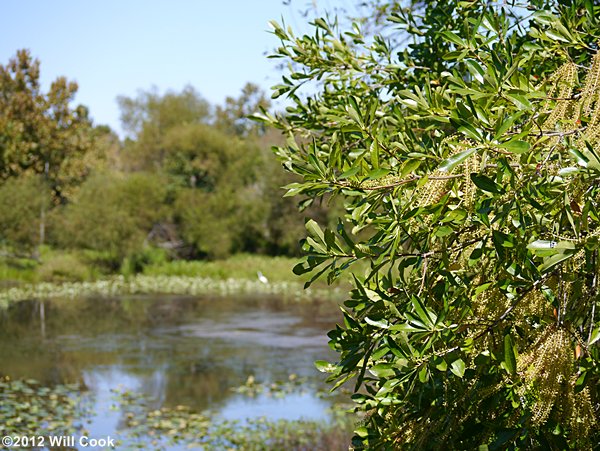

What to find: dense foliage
left=0, top=51, right=336, bottom=275
left=0, top=177, right=49, bottom=251
left=0, top=50, right=95, bottom=201
left=262, top=0, right=600, bottom=448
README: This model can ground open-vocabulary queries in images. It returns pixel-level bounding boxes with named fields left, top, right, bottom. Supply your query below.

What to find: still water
left=0, top=294, right=342, bottom=445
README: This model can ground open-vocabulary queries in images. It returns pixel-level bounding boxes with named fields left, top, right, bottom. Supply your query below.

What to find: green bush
left=266, top=1, right=600, bottom=449
left=37, top=253, right=90, bottom=283
left=52, top=171, right=169, bottom=267
left=175, top=186, right=268, bottom=259
left=0, top=256, right=38, bottom=284
left=0, top=176, right=50, bottom=251
left=119, top=246, right=168, bottom=276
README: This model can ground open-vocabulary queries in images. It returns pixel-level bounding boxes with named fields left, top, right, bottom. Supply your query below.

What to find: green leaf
left=470, top=174, right=503, bottom=194
left=503, top=334, right=516, bottom=376
left=399, top=98, right=419, bottom=109
left=346, top=100, right=364, bottom=127
left=457, top=122, right=482, bottom=141
left=419, top=366, right=429, bottom=382
left=366, top=168, right=389, bottom=180
left=540, top=251, right=576, bottom=272
left=364, top=288, right=383, bottom=302
left=283, top=182, right=305, bottom=197
left=292, top=261, right=310, bottom=275
left=400, top=159, right=421, bottom=178
left=389, top=323, right=422, bottom=332
left=314, top=360, right=337, bottom=373
left=441, top=208, right=467, bottom=224
left=533, top=11, right=558, bottom=25
left=493, top=230, right=514, bottom=249
left=558, top=167, right=580, bottom=176
left=355, top=426, right=369, bottom=438
left=498, top=139, right=530, bottom=154
left=569, top=147, right=589, bottom=167
left=589, top=326, right=600, bottom=346
left=306, top=236, right=326, bottom=253
left=369, top=363, right=396, bottom=378
left=441, top=31, right=467, bottom=47
left=313, top=17, right=330, bottom=31
left=324, top=228, right=342, bottom=252
left=411, top=296, right=436, bottom=328
left=435, top=357, right=447, bottom=372
left=506, top=93, right=531, bottom=110
left=370, top=140, right=380, bottom=168
left=450, top=359, right=465, bottom=378
left=494, top=112, right=522, bottom=139
left=365, top=317, right=390, bottom=329
left=545, top=29, right=570, bottom=43
left=372, top=345, right=390, bottom=360
left=305, top=219, right=325, bottom=243
left=465, top=60, right=485, bottom=84
left=339, top=165, right=361, bottom=179
left=439, top=147, right=477, bottom=173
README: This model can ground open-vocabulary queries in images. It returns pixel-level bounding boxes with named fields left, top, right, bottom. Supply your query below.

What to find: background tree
left=116, top=84, right=338, bottom=259
left=0, top=49, right=95, bottom=201
left=214, top=82, right=271, bottom=137
left=52, top=172, right=169, bottom=269
left=263, top=0, right=600, bottom=448
left=117, top=85, right=211, bottom=171
left=0, top=48, right=344, bottom=274
left=0, top=177, right=50, bottom=252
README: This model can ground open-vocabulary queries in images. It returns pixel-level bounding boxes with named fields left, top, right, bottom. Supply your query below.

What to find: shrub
left=0, top=176, right=49, bottom=251
left=37, top=253, right=90, bottom=283
left=265, top=1, right=600, bottom=448
left=52, top=171, right=169, bottom=267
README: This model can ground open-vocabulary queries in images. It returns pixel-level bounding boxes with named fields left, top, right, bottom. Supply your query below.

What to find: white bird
left=257, top=271, right=269, bottom=284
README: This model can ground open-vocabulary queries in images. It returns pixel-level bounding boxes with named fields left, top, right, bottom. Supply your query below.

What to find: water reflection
left=0, top=294, right=341, bottom=435
left=221, top=392, right=332, bottom=422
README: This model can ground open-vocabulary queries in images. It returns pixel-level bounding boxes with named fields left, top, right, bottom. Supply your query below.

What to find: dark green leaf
left=470, top=174, right=504, bottom=194
left=503, top=334, right=516, bottom=376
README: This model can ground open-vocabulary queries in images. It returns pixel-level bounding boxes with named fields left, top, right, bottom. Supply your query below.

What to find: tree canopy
left=115, top=85, right=313, bottom=259
left=262, top=0, right=600, bottom=448
left=0, top=49, right=95, bottom=201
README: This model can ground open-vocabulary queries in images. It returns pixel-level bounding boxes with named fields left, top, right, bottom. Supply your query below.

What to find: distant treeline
left=0, top=50, right=337, bottom=277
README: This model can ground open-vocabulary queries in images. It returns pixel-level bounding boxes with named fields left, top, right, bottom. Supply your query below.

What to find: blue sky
left=1, top=0, right=349, bottom=136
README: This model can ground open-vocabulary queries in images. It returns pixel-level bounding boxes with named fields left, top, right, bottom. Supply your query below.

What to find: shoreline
left=0, top=274, right=345, bottom=307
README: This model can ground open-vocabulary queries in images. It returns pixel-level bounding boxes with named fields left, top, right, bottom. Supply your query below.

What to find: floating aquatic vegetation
left=232, top=373, right=311, bottom=398
left=0, top=376, right=92, bottom=438
left=111, top=386, right=353, bottom=450
left=0, top=375, right=352, bottom=450
left=0, top=275, right=344, bottom=307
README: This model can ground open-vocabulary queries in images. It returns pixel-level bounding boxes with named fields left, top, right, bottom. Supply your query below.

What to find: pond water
left=0, top=293, right=343, bottom=448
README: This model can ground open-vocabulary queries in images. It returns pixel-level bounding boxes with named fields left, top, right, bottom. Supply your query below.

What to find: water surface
left=0, top=293, right=342, bottom=444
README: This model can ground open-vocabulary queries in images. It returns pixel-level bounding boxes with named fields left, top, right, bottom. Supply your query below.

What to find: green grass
left=0, top=250, right=353, bottom=306
left=0, top=257, right=38, bottom=284
left=0, top=249, right=357, bottom=306
left=0, top=249, right=284, bottom=284
left=142, top=253, right=364, bottom=288
left=142, top=253, right=303, bottom=283
left=0, top=249, right=306, bottom=285
left=0, top=247, right=101, bottom=286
